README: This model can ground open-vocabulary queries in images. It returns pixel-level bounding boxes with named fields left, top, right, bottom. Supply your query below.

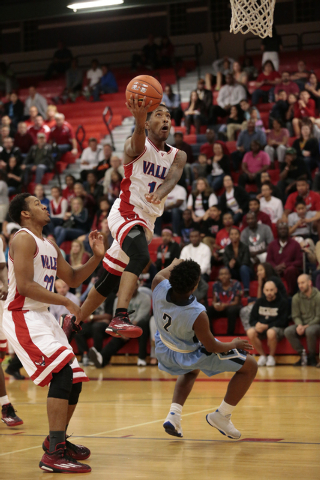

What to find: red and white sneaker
left=39, top=442, right=91, bottom=473
left=59, top=314, right=82, bottom=342
left=1, top=403, right=23, bottom=427
left=42, top=435, right=91, bottom=460
left=105, top=312, right=143, bottom=338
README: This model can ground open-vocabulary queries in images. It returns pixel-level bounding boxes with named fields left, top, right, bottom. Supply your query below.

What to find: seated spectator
left=154, top=183, right=187, bottom=236
left=25, top=106, right=38, bottom=128
left=28, top=114, right=50, bottom=143
left=264, top=119, right=289, bottom=164
left=187, top=177, right=217, bottom=223
left=288, top=198, right=320, bottom=239
left=159, top=36, right=174, bottom=67
left=247, top=280, right=288, bottom=366
left=292, top=123, right=320, bottom=174
left=274, top=71, right=300, bottom=99
left=205, top=56, right=234, bottom=90
left=172, top=132, right=194, bottom=164
left=178, top=209, right=198, bottom=247
left=260, top=182, right=283, bottom=224
left=211, top=74, right=247, bottom=124
left=131, top=34, right=159, bottom=71
left=284, top=93, right=298, bottom=135
left=4, top=92, right=24, bottom=128
left=184, top=90, right=205, bottom=134
left=66, top=239, right=91, bottom=268
left=80, top=137, right=103, bottom=181
left=207, top=266, right=242, bottom=335
left=266, top=220, right=303, bottom=295
left=242, top=56, right=258, bottom=80
left=155, top=228, right=180, bottom=272
left=6, top=156, right=22, bottom=195
left=200, top=128, right=229, bottom=158
left=83, top=59, right=103, bottom=100
left=103, top=156, right=124, bottom=194
left=48, top=113, right=78, bottom=157
left=180, top=229, right=211, bottom=281
left=0, top=126, right=10, bottom=147
left=285, top=274, right=320, bottom=366
left=257, top=171, right=283, bottom=202
left=34, top=183, right=50, bottom=209
left=232, top=61, right=248, bottom=87
left=93, top=64, right=118, bottom=102
left=290, top=60, right=310, bottom=90
left=62, top=174, right=76, bottom=203
left=73, top=181, right=96, bottom=217
left=44, top=41, right=72, bottom=79
left=215, top=212, right=237, bottom=250
left=231, top=119, right=267, bottom=172
left=54, top=197, right=90, bottom=246
left=0, top=137, right=21, bottom=167
left=50, top=279, right=80, bottom=321
left=261, top=25, right=282, bottom=71
left=284, top=177, right=320, bottom=217
left=14, top=121, right=34, bottom=155
left=305, top=72, right=320, bottom=111
left=20, top=132, right=54, bottom=185
left=96, top=143, right=113, bottom=180
left=45, top=105, right=58, bottom=129
left=241, top=211, right=274, bottom=264
left=162, top=84, right=183, bottom=127
left=48, top=185, right=68, bottom=229
left=85, top=170, right=104, bottom=202
left=221, top=105, right=244, bottom=141
left=91, top=196, right=110, bottom=231
left=206, top=142, right=231, bottom=191
left=249, top=106, right=265, bottom=132
left=107, top=170, right=122, bottom=204
left=292, top=91, right=316, bottom=137
left=278, top=148, right=309, bottom=197
left=219, top=175, right=249, bottom=225
left=62, top=57, right=83, bottom=103
left=1, top=115, right=15, bottom=136
left=223, top=227, right=252, bottom=296
left=241, top=197, right=272, bottom=230
left=251, top=60, right=281, bottom=105
left=196, top=78, right=213, bottom=122
left=192, top=153, right=209, bottom=184
left=239, top=140, right=270, bottom=189
left=23, top=86, right=48, bottom=119
left=269, top=90, right=289, bottom=127
left=201, top=205, right=223, bottom=252
left=0, top=170, right=9, bottom=228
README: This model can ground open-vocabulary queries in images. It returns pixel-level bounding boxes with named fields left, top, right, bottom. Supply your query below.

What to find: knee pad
left=68, top=382, right=82, bottom=405
left=122, top=226, right=150, bottom=276
left=95, top=270, right=121, bottom=297
left=48, top=364, right=73, bottom=400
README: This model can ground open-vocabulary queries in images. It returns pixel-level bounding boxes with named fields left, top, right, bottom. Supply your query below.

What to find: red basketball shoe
left=1, top=403, right=23, bottom=427
left=105, top=311, right=143, bottom=338
left=42, top=435, right=91, bottom=460
left=59, top=314, right=82, bottom=342
left=39, top=442, right=91, bottom=473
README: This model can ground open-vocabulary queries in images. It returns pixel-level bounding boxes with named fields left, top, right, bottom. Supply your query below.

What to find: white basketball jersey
left=119, top=137, right=179, bottom=219
left=5, top=228, right=58, bottom=312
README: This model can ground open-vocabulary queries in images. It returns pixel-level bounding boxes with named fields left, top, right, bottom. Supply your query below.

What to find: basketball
left=126, top=75, right=163, bottom=112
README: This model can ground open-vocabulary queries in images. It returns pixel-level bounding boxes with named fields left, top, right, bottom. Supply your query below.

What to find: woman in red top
left=252, top=60, right=281, bottom=105
left=292, top=90, right=316, bottom=136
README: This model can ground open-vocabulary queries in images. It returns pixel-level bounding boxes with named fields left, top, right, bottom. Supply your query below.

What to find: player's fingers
left=140, top=96, right=146, bottom=107
left=134, top=94, right=139, bottom=106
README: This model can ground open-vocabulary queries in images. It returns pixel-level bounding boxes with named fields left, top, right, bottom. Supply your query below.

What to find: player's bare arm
left=124, top=94, right=152, bottom=164
left=145, top=150, right=187, bottom=205
left=0, top=261, right=8, bottom=301
left=151, top=258, right=184, bottom=291
left=193, top=311, right=253, bottom=354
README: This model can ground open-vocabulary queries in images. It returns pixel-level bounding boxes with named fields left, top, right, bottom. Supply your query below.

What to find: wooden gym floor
left=1, top=356, right=320, bottom=479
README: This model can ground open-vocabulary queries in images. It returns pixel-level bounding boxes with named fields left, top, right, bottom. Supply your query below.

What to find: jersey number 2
left=44, top=275, right=54, bottom=292
left=163, top=313, right=172, bottom=332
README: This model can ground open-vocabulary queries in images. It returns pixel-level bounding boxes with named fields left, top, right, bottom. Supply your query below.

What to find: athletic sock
left=169, top=403, right=183, bottom=416
left=115, top=308, right=128, bottom=317
left=0, top=395, right=9, bottom=406
left=49, top=431, right=66, bottom=451
left=218, top=400, right=235, bottom=417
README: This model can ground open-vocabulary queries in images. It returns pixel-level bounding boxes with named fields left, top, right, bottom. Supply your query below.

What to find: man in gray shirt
left=241, top=211, right=274, bottom=263
left=50, top=279, right=80, bottom=321
left=231, top=119, right=267, bottom=171
left=288, top=198, right=320, bottom=238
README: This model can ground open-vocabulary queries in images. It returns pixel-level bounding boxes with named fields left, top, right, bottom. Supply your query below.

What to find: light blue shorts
left=155, top=332, right=247, bottom=377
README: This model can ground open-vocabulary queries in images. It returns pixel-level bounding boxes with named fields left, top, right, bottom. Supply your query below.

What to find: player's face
left=25, top=196, right=50, bottom=226
left=147, top=107, right=171, bottom=141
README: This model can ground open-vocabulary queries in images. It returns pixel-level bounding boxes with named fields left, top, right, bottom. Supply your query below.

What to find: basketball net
left=230, top=0, right=276, bottom=38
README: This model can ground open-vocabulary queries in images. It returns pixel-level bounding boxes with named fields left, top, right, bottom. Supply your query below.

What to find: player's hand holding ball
left=232, top=337, right=253, bottom=352
left=126, top=94, right=152, bottom=122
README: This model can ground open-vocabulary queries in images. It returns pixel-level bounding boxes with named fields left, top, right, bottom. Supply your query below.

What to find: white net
left=230, top=0, right=276, bottom=39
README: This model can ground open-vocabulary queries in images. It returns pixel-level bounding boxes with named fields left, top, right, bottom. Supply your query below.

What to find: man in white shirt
left=23, top=86, right=48, bottom=119
left=154, top=183, right=187, bottom=236
left=103, top=156, right=124, bottom=193
left=180, top=229, right=211, bottom=280
left=211, top=74, right=247, bottom=124
left=259, top=182, right=283, bottom=224
left=50, top=279, right=80, bottom=321
left=80, top=137, right=104, bottom=181
left=84, top=59, right=103, bottom=99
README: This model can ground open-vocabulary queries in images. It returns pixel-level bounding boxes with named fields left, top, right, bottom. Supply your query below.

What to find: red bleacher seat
left=245, top=184, right=258, bottom=193
left=225, top=141, right=237, bottom=153
left=60, top=241, right=72, bottom=255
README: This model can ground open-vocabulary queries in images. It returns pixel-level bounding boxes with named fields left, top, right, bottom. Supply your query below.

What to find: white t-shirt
left=164, top=184, right=187, bottom=211
left=86, top=68, right=103, bottom=87
left=260, top=196, right=283, bottom=223
left=211, top=160, right=224, bottom=177
left=180, top=242, right=212, bottom=275
left=80, top=145, right=104, bottom=170
left=187, top=192, right=218, bottom=217
left=226, top=188, right=239, bottom=213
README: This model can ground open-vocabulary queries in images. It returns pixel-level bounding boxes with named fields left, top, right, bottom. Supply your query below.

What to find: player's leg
left=246, top=327, right=267, bottom=365
left=0, top=354, right=24, bottom=427
left=266, top=328, right=278, bottom=366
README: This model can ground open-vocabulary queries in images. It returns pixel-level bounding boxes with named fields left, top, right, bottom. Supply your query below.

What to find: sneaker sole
left=105, top=326, right=143, bottom=339
left=206, top=415, right=241, bottom=440
left=163, top=421, right=183, bottom=438
left=39, top=461, right=91, bottom=473
left=1, top=418, right=23, bottom=427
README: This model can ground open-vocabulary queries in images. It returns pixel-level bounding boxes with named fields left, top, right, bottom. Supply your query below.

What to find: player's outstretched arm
left=124, top=94, right=152, bottom=164
left=151, top=258, right=184, bottom=291
left=193, top=312, right=253, bottom=354
left=145, top=150, right=187, bottom=204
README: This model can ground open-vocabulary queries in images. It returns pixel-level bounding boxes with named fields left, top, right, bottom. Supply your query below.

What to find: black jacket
left=208, top=155, right=231, bottom=176
left=23, top=144, right=54, bottom=169
left=249, top=293, right=288, bottom=329
left=223, top=241, right=251, bottom=268
left=292, top=138, right=320, bottom=160
left=219, top=186, right=249, bottom=214
left=4, top=99, right=24, bottom=122
left=155, top=241, right=180, bottom=271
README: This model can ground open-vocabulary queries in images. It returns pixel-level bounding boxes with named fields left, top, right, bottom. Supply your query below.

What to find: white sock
left=218, top=400, right=235, bottom=417
left=0, top=395, right=9, bottom=406
left=169, top=403, right=182, bottom=416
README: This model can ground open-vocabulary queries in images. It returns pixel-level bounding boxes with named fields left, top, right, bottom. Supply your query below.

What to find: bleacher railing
left=102, top=106, right=115, bottom=150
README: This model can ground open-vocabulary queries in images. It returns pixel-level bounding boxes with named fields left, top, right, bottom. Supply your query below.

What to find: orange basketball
left=126, top=75, right=163, bottom=112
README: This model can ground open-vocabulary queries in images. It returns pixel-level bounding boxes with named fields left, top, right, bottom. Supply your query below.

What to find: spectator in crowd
left=28, top=114, right=50, bottom=143
left=34, top=183, right=49, bottom=209
left=154, top=182, right=187, bottom=236
left=288, top=198, right=320, bottom=240
left=207, top=266, right=242, bottom=335
left=96, top=143, right=113, bottom=180
left=63, top=57, right=83, bottom=103
left=0, top=137, right=21, bottom=166
left=178, top=209, right=198, bottom=247
left=54, top=196, right=90, bottom=246
left=192, top=153, right=209, bottom=184
left=292, top=123, right=320, bottom=174
left=264, top=119, right=289, bottom=164
left=93, top=64, right=118, bottom=101
left=14, top=122, right=34, bottom=155
left=155, top=228, right=180, bottom=272
left=1, top=115, right=15, bottom=136
left=4, top=92, right=24, bottom=127
left=206, top=142, right=230, bottom=191
left=25, top=106, right=39, bottom=128
left=231, top=119, right=267, bottom=171
left=162, top=85, right=183, bottom=127
left=286, top=93, right=299, bottom=135
left=73, top=181, right=96, bottom=217
left=159, top=36, right=174, bottom=67
left=48, top=113, right=78, bottom=156
left=23, top=86, right=48, bottom=119
left=196, top=78, right=213, bottom=121
left=223, top=227, right=252, bottom=296
left=187, top=177, right=217, bottom=223
left=232, top=61, right=249, bottom=88
left=251, top=60, right=281, bottom=105
left=48, top=185, right=68, bottom=229
left=278, top=148, right=309, bottom=197
left=215, top=212, right=237, bottom=250
left=241, top=211, right=274, bottom=264
left=274, top=71, right=300, bottom=99
left=259, top=182, right=283, bottom=224
left=107, top=170, right=122, bottom=204
left=103, top=156, right=124, bottom=194
left=85, top=170, right=104, bottom=202
left=45, top=41, right=73, bottom=79
left=20, top=132, right=54, bottom=185
left=66, top=239, right=91, bottom=268
left=290, top=60, right=310, bottom=90
left=83, top=59, right=103, bottom=100
left=6, top=156, right=22, bottom=195
left=131, top=34, right=159, bottom=70
left=80, top=137, right=103, bottom=181
left=247, top=281, right=288, bottom=366
left=239, top=140, right=270, bottom=189
left=45, top=105, right=58, bottom=129
left=0, top=126, right=10, bottom=147
left=62, top=174, right=76, bottom=203
left=267, top=220, right=303, bottom=295
left=90, top=196, right=110, bottom=231
left=50, top=279, right=80, bottom=321
left=201, top=205, right=223, bottom=252
left=184, top=90, right=205, bottom=134
left=219, top=175, right=249, bottom=225
left=257, top=171, right=283, bottom=201
left=205, top=56, right=234, bottom=90
left=305, top=72, right=320, bottom=111
left=0, top=170, right=8, bottom=229
left=222, top=105, right=244, bottom=141
left=172, top=132, right=194, bottom=164
left=269, top=90, right=289, bottom=127
left=261, top=25, right=282, bottom=71
left=241, top=197, right=273, bottom=230
left=211, top=73, right=247, bottom=124
left=180, top=229, right=211, bottom=281
left=284, top=177, right=320, bottom=218
left=285, top=274, right=320, bottom=367
left=200, top=128, right=229, bottom=158
left=292, top=91, right=316, bottom=136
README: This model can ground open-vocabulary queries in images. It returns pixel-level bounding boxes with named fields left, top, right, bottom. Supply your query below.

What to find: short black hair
left=295, top=196, right=306, bottom=207
left=249, top=198, right=260, bottom=205
left=9, top=193, right=32, bottom=224
left=147, top=103, right=169, bottom=121
left=169, top=260, right=201, bottom=295
left=296, top=176, right=308, bottom=183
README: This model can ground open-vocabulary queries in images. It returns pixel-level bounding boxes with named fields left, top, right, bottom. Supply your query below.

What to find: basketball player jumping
left=78, top=95, right=187, bottom=345
left=151, top=258, right=257, bottom=439
left=3, top=194, right=106, bottom=473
